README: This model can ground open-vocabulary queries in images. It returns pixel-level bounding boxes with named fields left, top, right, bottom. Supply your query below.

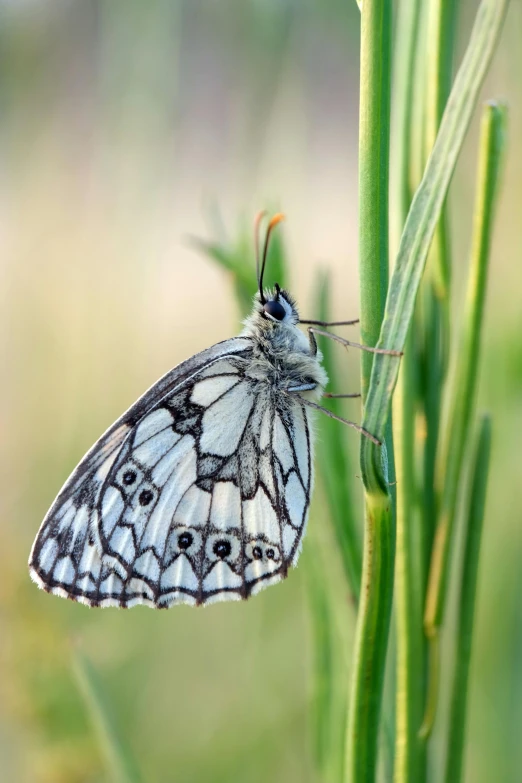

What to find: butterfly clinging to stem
left=29, top=213, right=399, bottom=608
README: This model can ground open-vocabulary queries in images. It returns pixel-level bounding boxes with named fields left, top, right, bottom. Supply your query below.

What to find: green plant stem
left=346, top=0, right=393, bottom=780
left=424, top=101, right=507, bottom=634
left=444, top=415, right=492, bottom=783
left=420, top=0, right=459, bottom=586
left=423, top=0, right=458, bottom=323
left=394, top=330, right=425, bottom=781
left=72, top=647, right=142, bottom=783
left=408, top=2, right=429, bottom=193
left=390, top=0, right=426, bottom=778
left=357, top=0, right=391, bottom=404
left=424, top=0, right=459, bottom=301
left=419, top=287, right=444, bottom=576
left=390, top=0, right=421, bottom=247
left=346, top=493, right=395, bottom=782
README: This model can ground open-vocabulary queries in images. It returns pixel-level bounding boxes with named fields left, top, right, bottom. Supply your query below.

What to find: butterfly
left=29, top=213, right=382, bottom=609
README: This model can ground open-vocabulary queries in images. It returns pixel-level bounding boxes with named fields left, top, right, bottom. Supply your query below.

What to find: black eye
left=263, top=299, right=286, bottom=321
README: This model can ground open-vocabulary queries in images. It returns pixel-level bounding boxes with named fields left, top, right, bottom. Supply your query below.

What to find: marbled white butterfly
left=29, top=214, right=383, bottom=608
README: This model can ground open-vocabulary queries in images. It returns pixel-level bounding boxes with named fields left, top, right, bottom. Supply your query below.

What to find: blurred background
left=1, top=1, right=521, bottom=781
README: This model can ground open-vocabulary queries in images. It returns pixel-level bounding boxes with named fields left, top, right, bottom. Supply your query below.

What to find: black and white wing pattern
left=29, top=337, right=313, bottom=607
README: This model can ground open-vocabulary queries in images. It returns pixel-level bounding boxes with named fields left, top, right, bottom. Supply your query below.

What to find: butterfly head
left=242, top=285, right=305, bottom=351
left=259, top=284, right=298, bottom=325
left=242, top=286, right=301, bottom=342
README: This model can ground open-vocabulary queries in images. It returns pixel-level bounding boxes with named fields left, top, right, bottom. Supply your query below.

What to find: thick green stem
left=346, top=1, right=393, bottom=780
left=444, top=415, right=492, bottom=783
left=358, top=0, right=391, bottom=403
left=346, top=493, right=395, bottom=782
left=424, top=101, right=507, bottom=636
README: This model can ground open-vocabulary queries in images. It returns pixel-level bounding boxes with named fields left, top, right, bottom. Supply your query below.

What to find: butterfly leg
left=307, top=327, right=318, bottom=357
left=300, top=318, right=360, bottom=327
left=287, top=386, right=361, bottom=400
left=323, top=392, right=361, bottom=398
left=308, top=327, right=403, bottom=356
left=288, top=383, right=317, bottom=393
left=295, top=396, right=381, bottom=446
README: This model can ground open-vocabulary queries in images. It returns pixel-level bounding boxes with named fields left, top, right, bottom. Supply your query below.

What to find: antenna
left=254, top=211, right=267, bottom=293
left=258, top=213, right=285, bottom=303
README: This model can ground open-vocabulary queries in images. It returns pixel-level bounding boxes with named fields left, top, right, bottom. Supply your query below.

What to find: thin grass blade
left=443, top=415, right=492, bottom=783
left=72, top=647, right=143, bottom=783
left=424, top=101, right=507, bottom=635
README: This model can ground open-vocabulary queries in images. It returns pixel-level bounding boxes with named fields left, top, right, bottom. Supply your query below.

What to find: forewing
left=95, top=359, right=253, bottom=606
left=28, top=337, right=253, bottom=606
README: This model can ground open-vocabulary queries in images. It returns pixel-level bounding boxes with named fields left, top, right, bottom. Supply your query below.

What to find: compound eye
left=263, top=299, right=286, bottom=321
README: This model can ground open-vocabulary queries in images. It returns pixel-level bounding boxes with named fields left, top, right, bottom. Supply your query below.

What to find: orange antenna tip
left=268, top=213, right=285, bottom=230
left=258, top=212, right=286, bottom=302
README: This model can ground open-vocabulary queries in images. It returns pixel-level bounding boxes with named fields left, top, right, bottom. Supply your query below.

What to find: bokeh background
left=1, top=1, right=521, bottom=782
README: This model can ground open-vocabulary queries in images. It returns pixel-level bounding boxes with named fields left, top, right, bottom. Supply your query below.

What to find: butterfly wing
left=29, top=336, right=314, bottom=608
